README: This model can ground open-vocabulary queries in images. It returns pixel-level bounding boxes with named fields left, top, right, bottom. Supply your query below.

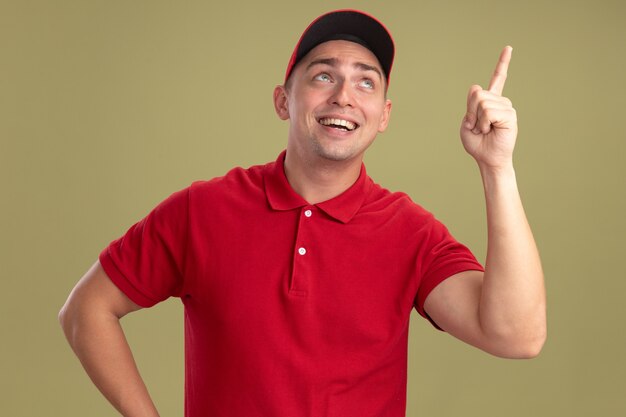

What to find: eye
left=314, top=73, right=332, bottom=83
left=359, top=79, right=375, bottom=89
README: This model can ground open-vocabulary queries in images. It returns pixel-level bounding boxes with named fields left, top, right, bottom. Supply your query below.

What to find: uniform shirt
left=100, top=151, right=484, bottom=417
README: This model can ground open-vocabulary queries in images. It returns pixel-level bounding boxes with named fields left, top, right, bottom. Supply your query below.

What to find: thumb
left=463, top=112, right=476, bottom=130
left=463, top=84, right=483, bottom=130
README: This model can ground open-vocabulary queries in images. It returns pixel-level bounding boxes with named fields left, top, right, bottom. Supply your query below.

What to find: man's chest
left=183, top=204, right=419, bottom=352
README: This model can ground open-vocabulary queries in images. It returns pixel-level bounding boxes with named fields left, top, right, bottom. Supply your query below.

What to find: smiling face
left=274, top=40, right=392, bottom=168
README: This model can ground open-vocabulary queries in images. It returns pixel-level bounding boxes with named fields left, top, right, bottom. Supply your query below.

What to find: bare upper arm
left=60, top=260, right=143, bottom=321
left=423, top=270, right=488, bottom=350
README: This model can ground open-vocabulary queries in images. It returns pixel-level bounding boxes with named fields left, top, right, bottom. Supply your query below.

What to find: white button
left=304, top=210, right=312, bottom=217
left=298, top=247, right=307, bottom=255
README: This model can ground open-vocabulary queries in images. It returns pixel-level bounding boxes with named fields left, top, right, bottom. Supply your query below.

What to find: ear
left=273, top=85, right=290, bottom=120
left=377, top=99, right=392, bottom=132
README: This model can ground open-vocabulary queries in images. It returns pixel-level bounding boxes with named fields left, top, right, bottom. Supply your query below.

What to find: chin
left=313, top=143, right=361, bottom=162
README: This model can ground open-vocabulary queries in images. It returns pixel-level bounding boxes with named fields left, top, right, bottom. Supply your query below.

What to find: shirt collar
left=264, top=150, right=372, bottom=224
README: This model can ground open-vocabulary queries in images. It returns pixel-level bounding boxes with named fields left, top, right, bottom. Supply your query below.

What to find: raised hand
left=461, top=46, right=518, bottom=170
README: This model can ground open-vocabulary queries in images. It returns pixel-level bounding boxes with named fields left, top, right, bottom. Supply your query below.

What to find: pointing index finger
left=488, top=45, right=513, bottom=95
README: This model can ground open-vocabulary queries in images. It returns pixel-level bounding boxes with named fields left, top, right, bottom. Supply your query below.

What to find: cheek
left=364, top=105, right=386, bottom=127
left=290, top=93, right=317, bottom=117
left=301, top=99, right=326, bottom=125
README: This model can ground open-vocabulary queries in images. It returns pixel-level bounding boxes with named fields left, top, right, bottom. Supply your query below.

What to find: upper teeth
left=319, top=118, right=357, bottom=131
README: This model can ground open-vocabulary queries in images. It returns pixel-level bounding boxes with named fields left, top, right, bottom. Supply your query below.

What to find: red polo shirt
left=100, top=151, right=483, bottom=417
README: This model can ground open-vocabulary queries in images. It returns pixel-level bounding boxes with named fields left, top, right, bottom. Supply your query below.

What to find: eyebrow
left=306, top=58, right=383, bottom=81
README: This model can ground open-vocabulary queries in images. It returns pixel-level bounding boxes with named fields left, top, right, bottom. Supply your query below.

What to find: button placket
left=289, top=206, right=315, bottom=297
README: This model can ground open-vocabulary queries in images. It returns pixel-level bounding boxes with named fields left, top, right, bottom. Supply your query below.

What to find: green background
left=2, top=0, right=625, bottom=415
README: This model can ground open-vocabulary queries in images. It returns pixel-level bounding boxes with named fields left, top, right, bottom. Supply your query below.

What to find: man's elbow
left=58, top=305, right=66, bottom=328
left=511, top=335, right=546, bottom=359
left=58, top=290, right=90, bottom=347
left=58, top=298, right=79, bottom=345
left=493, top=329, right=547, bottom=359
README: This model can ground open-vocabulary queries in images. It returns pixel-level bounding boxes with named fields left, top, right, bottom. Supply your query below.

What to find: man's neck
left=283, top=151, right=363, bottom=205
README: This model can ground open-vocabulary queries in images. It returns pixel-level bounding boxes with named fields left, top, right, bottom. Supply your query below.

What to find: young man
left=60, top=9, right=546, bottom=417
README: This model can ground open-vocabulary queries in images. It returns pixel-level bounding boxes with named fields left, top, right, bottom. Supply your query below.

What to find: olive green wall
left=2, top=0, right=624, bottom=415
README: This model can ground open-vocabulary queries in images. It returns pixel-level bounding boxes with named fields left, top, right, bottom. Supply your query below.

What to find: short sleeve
left=414, top=219, right=484, bottom=327
left=99, top=188, right=189, bottom=308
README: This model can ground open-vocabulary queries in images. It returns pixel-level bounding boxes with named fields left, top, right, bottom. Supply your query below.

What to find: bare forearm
left=478, top=163, right=546, bottom=355
left=428, top=47, right=546, bottom=358
left=60, top=306, right=159, bottom=416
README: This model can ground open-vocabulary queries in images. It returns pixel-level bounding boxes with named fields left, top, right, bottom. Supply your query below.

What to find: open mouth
left=318, top=117, right=358, bottom=132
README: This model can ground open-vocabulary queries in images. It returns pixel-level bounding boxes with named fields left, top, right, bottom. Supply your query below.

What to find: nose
left=329, top=80, right=353, bottom=108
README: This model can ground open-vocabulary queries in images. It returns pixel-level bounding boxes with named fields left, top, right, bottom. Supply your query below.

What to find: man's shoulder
left=365, top=180, right=435, bottom=220
left=189, top=159, right=271, bottom=194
